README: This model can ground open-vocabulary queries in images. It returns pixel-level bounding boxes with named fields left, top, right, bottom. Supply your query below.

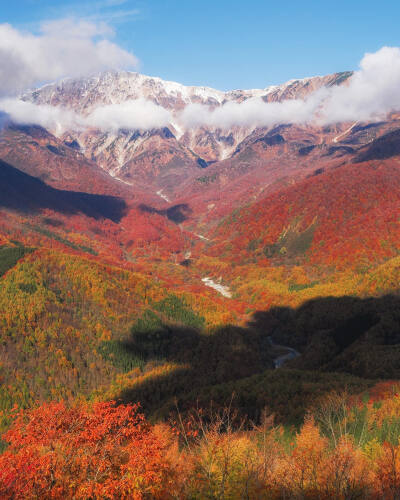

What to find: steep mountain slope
left=0, top=122, right=197, bottom=259
left=205, top=157, right=400, bottom=269
left=0, top=124, right=128, bottom=196
left=0, top=159, right=126, bottom=221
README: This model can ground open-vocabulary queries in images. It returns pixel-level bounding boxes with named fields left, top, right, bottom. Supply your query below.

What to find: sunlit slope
left=208, top=159, right=400, bottom=270
left=0, top=245, right=237, bottom=415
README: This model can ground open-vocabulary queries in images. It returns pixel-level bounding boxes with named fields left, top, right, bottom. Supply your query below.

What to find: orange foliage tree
left=0, top=401, right=176, bottom=499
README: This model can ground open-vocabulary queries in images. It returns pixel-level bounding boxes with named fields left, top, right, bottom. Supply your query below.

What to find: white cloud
left=85, top=99, right=172, bottom=131
left=318, top=46, right=400, bottom=124
left=180, top=93, right=323, bottom=129
left=0, top=98, right=172, bottom=133
left=0, top=18, right=137, bottom=96
left=0, top=98, right=85, bottom=133
left=181, top=46, right=400, bottom=129
left=2, top=44, right=400, bottom=133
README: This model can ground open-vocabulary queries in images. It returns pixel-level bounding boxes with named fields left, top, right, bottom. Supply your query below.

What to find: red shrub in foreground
left=0, top=401, right=174, bottom=499
left=3, top=393, right=400, bottom=499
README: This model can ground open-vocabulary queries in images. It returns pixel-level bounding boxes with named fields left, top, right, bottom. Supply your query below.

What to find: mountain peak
left=27, top=70, right=352, bottom=114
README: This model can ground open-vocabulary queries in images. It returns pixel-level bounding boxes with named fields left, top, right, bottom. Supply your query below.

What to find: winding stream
left=199, top=281, right=299, bottom=367
left=267, top=337, right=301, bottom=369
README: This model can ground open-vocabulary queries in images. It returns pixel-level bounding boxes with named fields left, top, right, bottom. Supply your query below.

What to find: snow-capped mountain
left=23, top=71, right=384, bottom=205
left=27, top=70, right=352, bottom=112
left=3, top=68, right=400, bottom=235
left=24, top=70, right=353, bottom=184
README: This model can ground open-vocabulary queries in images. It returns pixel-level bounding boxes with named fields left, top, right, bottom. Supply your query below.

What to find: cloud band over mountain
left=180, top=47, right=400, bottom=128
left=1, top=17, right=400, bottom=131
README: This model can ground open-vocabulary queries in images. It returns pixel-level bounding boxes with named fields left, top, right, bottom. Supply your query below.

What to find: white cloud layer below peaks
left=0, top=98, right=173, bottom=134
left=1, top=33, right=400, bottom=133
left=180, top=46, right=400, bottom=129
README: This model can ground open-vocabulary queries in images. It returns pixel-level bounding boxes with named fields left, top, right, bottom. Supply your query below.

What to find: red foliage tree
left=0, top=401, right=174, bottom=499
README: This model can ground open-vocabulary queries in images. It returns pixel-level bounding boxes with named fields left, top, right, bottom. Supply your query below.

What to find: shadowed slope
left=0, top=124, right=132, bottom=198
left=0, top=160, right=126, bottom=222
left=107, top=293, right=400, bottom=423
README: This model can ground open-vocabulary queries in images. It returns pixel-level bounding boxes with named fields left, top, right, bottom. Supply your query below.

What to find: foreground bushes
left=0, top=402, right=176, bottom=499
left=2, top=389, right=400, bottom=499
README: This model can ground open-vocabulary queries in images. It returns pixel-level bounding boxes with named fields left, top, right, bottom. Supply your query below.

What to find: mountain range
left=2, top=70, right=390, bottom=221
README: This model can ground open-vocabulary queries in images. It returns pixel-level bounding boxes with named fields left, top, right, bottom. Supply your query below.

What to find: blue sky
left=2, top=0, right=400, bottom=90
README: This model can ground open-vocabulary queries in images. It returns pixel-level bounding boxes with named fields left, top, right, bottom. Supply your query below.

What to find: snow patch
left=156, top=189, right=170, bottom=202
left=115, top=177, right=133, bottom=185
left=202, top=277, right=231, bottom=298
left=194, top=233, right=210, bottom=241
left=170, top=121, right=184, bottom=140
left=333, top=121, right=358, bottom=143
left=107, top=169, right=133, bottom=185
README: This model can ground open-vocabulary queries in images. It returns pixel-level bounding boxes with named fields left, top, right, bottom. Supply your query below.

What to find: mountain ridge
left=21, top=70, right=359, bottom=198
left=26, top=69, right=343, bottom=110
